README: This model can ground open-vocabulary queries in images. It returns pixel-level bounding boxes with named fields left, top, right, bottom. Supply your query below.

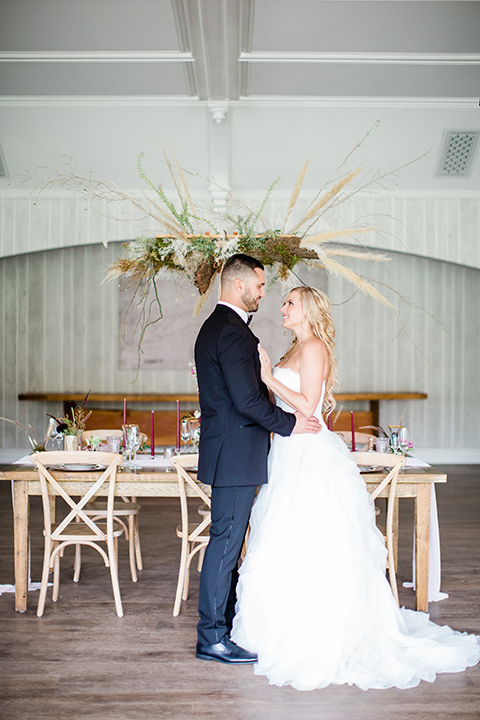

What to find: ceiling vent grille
left=437, top=130, right=479, bottom=177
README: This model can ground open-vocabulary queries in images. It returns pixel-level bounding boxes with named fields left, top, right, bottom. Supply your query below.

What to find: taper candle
left=351, top=411, right=356, bottom=452
left=176, top=400, right=180, bottom=451
left=123, top=398, right=127, bottom=446
left=151, top=410, right=155, bottom=458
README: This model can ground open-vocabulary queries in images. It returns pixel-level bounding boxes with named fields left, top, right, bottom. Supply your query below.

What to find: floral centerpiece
left=361, top=424, right=414, bottom=455
left=84, top=434, right=103, bottom=451
left=47, top=391, right=92, bottom=449
left=0, top=416, right=56, bottom=453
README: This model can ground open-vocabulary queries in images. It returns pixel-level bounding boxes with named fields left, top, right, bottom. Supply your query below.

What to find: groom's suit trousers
left=197, top=484, right=257, bottom=645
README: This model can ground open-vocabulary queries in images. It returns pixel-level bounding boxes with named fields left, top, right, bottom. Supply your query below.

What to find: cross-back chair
left=352, top=451, right=406, bottom=606
left=170, top=454, right=211, bottom=617
left=81, top=428, right=144, bottom=581
left=32, top=451, right=125, bottom=617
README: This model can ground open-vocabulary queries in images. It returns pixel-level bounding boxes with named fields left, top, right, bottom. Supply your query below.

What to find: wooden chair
left=335, top=431, right=375, bottom=451
left=32, top=451, right=125, bottom=617
left=81, top=428, right=144, bottom=581
left=352, top=451, right=406, bottom=605
left=170, top=454, right=211, bottom=617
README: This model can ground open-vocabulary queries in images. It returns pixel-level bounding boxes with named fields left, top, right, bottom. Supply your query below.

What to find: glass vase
left=63, top=434, right=78, bottom=452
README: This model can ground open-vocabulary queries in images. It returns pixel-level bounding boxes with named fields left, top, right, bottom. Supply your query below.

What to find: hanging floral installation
left=25, top=126, right=426, bottom=358
left=105, top=150, right=395, bottom=318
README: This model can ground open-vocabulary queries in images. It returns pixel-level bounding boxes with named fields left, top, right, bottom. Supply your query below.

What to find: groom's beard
left=241, top=290, right=261, bottom=313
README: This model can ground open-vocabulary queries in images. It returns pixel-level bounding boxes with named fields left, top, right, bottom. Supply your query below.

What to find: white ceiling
left=0, top=0, right=479, bottom=194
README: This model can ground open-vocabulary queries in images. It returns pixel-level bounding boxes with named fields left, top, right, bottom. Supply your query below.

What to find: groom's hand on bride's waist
left=292, top=412, right=322, bottom=434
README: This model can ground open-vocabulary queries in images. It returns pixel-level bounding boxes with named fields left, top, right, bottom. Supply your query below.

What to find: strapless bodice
left=272, top=366, right=325, bottom=420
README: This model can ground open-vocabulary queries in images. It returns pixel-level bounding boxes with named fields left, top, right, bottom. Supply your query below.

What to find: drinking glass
left=130, top=425, right=142, bottom=468
left=123, top=424, right=142, bottom=469
left=388, top=425, right=401, bottom=453
left=374, top=437, right=389, bottom=453
left=190, top=419, right=201, bottom=452
left=164, top=446, right=175, bottom=471
left=399, top=426, right=409, bottom=458
left=50, top=429, right=63, bottom=451
left=181, top=419, right=190, bottom=454
left=106, top=436, right=122, bottom=453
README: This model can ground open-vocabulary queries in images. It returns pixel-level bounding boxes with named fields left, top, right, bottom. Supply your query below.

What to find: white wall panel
left=329, top=250, right=480, bottom=452
left=1, top=192, right=480, bottom=272
left=1, top=241, right=479, bottom=453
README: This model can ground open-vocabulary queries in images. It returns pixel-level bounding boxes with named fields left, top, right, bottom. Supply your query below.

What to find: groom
left=194, top=253, right=321, bottom=663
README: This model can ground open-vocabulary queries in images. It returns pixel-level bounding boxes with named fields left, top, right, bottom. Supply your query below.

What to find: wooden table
left=363, top=466, right=446, bottom=611
left=0, top=462, right=445, bottom=614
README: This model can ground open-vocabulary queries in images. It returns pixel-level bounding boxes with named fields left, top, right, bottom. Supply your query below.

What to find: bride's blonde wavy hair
left=281, top=286, right=339, bottom=415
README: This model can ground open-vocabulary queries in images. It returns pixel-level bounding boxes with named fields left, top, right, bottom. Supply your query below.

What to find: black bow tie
left=246, top=315, right=253, bottom=326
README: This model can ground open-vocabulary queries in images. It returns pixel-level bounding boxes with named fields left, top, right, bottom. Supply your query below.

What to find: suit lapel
left=214, top=304, right=260, bottom=344
left=214, top=305, right=266, bottom=395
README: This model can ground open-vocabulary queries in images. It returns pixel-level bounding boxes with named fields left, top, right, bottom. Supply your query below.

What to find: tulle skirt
left=231, top=429, right=480, bottom=691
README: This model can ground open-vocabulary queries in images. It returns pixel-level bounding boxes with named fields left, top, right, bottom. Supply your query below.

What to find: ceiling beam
left=239, top=52, right=480, bottom=66
left=0, top=51, right=193, bottom=63
left=0, top=95, right=476, bottom=108
left=171, top=0, right=254, bottom=101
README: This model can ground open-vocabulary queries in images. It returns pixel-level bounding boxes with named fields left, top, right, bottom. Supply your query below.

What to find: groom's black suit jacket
left=194, top=304, right=296, bottom=487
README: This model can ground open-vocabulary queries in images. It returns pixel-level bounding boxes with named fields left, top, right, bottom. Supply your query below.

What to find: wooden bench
left=19, top=392, right=427, bottom=447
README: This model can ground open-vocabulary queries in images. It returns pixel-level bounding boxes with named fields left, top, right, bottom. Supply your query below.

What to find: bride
left=230, top=285, right=480, bottom=691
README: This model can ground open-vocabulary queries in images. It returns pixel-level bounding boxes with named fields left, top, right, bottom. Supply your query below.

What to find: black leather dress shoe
left=196, top=637, right=258, bottom=664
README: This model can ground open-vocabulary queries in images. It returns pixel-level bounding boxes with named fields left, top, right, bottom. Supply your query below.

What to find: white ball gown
left=231, top=367, right=480, bottom=691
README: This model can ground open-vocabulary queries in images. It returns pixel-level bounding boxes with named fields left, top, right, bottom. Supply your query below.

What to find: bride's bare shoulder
left=300, top=336, right=328, bottom=360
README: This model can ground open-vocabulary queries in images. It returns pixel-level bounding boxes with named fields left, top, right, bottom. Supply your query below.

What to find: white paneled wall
left=1, top=191, right=480, bottom=272
left=1, top=241, right=479, bottom=458
left=0, top=194, right=155, bottom=258
left=329, top=250, right=480, bottom=454
left=0, top=243, right=192, bottom=447
left=265, top=192, right=480, bottom=271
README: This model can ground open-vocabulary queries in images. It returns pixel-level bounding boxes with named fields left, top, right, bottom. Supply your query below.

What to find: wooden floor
left=0, top=464, right=479, bottom=720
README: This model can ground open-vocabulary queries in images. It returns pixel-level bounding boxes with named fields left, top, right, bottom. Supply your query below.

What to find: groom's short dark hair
left=221, top=254, right=264, bottom=286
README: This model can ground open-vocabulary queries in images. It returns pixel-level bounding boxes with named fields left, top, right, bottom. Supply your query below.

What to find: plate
left=61, top=463, right=106, bottom=471
left=358, top=465, right=381, bottom=473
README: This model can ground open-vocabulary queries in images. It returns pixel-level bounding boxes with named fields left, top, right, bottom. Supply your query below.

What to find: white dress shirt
left=217, top=301, right=249, bottom=325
